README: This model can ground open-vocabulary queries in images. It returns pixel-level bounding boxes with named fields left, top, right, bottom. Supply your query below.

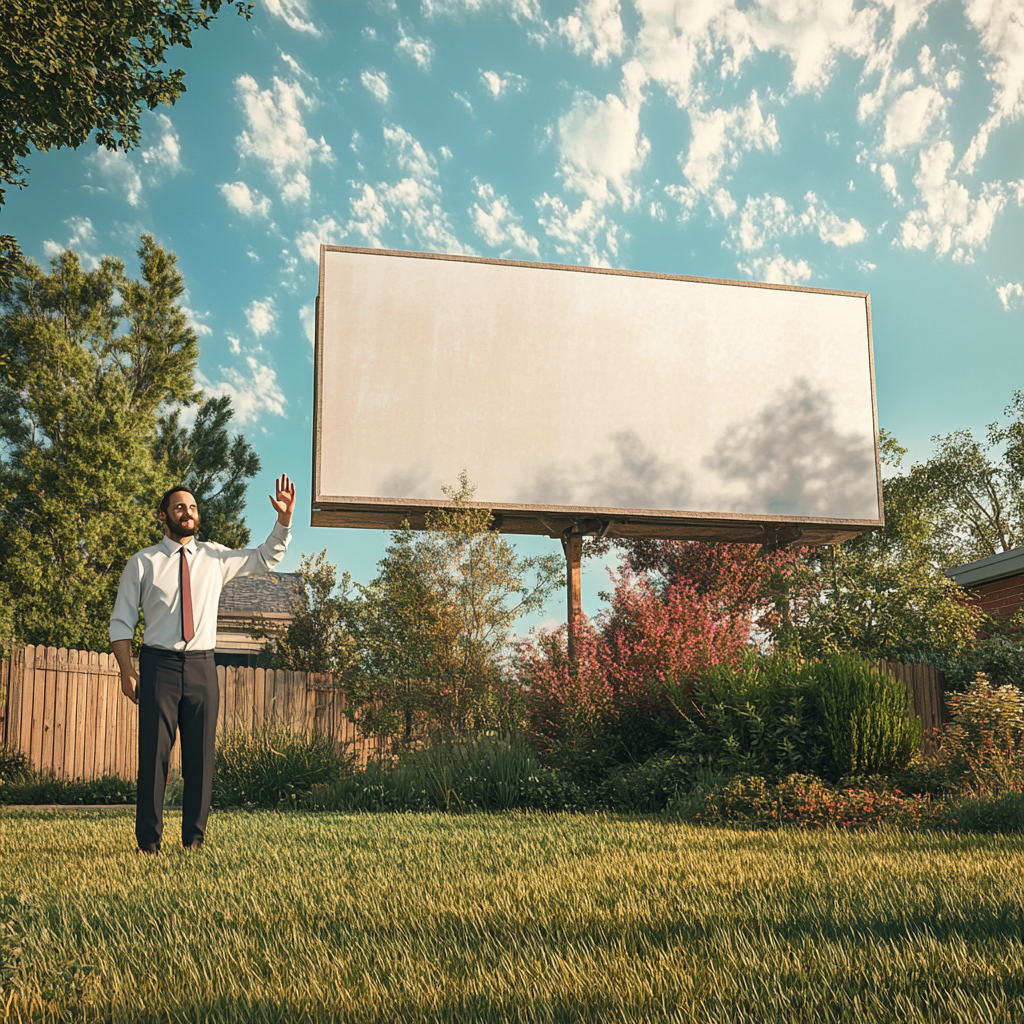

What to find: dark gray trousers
left=137, top=647, right=219, bottom=849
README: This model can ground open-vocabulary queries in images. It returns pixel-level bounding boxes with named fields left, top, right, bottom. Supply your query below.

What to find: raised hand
left=270, top=473, right=296, bottom=526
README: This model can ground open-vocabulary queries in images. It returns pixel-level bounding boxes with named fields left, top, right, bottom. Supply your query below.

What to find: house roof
left=218, top=572, right=304, bottom=617
left=945, top=548, right=1024, bottom=588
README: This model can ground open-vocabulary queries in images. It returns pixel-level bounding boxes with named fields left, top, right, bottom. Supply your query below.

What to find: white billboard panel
left=313, top=247, right=882, bottom=544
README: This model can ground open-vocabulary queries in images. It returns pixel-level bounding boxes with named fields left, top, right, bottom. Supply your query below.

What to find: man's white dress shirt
left=109, top=521, right=291, bottom=652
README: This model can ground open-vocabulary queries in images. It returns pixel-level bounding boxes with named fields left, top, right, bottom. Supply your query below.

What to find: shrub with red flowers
left=520, top=558, right=767, bottom=781
left=694, top=773, right=939, bottom=831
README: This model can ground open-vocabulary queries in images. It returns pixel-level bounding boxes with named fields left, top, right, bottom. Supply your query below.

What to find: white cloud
left=733, top=192, right=866, bottom=251
left=682, top=90, right=778, bottom=193
left=479, top=70, right=526, bottom=97
left=879, top=161, right=900, bottom=200
left=802, top=191, right=868, bottom=246
left=87, top=148, right=144, bottom=206
left=421, top=0, right=541, bottom=18
left=203, top=357, right=287, bottom=425
left=881, top=85, right=947, bottom=153
left=633, top=0, right=746, bottom=109
left=263, top=0, right=321, bottom=35
left=557, top=60, right=650, bottom=209
left=300, top=302, right=316, bottom=345
left=361, top=69, right=391, bottom=104
left=227, top=333, right=242, bottom=355
left=346, top=186, right=389, bottom=248
left=744, top=0, right=878, bottom=95
left=86, top=116, right=180, bottom=207
left=181, top=306, right=213, bottom=337
left=738, top=253, right=813, bottom=285
left=469, top=181, right=540, bottom=256
left=960, top=0, right=1024, bottom=173
left=712, top=187, right=737, bottom=218
left=235, top=75, right=333, bottom=205
left=345, top=125, right=472, bottom=255
left=634, top=0, right=878, bottom=109
left=898, top=141, right=1008, bottom=259
left=454, top=91, right=474, bottom=112
left=245, top=298, right=278, bottom=338
left=42, top=216, right=99, bottom=268
left=397, top=26, right=434, bottom=69
left=735, top=194, right=794, bottom=251
left=856, top=259, right=878, bottom=272
left=141, top=114, right=183, bottom=177
left=997, top=282, right=1024, bottom=311
left=663, top=183, right=699, bottom=220
left=295, top=217, right=344, bottom=264
left=536, top=193, right=621, bottom=266
left=558, top=0, right=625, bottom=65
left=219, top=181, right=272, bottom=218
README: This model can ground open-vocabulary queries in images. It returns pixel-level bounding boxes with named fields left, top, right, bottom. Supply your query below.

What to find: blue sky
left=3, top=0, right=1022, bottom=629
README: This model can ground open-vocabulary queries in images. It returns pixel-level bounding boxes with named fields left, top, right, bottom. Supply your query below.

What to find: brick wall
left=970, top=574, right=1024, bottom=619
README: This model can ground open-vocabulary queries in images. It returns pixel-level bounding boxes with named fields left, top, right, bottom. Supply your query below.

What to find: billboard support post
left=561, top=532, right=584, bottom=664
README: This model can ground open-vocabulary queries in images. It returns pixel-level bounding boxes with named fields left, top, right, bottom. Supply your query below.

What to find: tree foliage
left=267, top=475, right=564, bottom=746
left=0, top=0, right=251, bottom=205
left=0, top=238, right=258, bottom=648
left=918, top=393, right=1024, bottom=566
left=790, top=432, right=982, bottom=661
left=253, top=551, right=357, bottom=677
left=156, top=395, right=260, bottom=549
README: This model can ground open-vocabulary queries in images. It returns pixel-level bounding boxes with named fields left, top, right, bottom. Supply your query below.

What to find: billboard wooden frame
left=312, top=245, right=883, bottom=547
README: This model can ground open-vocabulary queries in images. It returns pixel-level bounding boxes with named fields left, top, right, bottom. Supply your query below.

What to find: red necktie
left=180, top=546, right=195, bottom=643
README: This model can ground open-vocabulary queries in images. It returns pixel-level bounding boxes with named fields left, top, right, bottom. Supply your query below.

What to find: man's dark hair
left=159, top=486, right=197, bottom=517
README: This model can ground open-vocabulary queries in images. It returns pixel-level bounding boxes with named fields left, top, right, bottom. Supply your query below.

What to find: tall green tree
left=795, top=432, right=981, bottom=660
left=156, top=395, right=260, bottom=549
left=0, top=237, right=258, bottom=649
left=920, top=393, right=1024, bottom=566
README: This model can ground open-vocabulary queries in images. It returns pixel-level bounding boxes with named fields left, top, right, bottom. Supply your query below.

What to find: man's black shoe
left=136, top=843, right=160, bottom=855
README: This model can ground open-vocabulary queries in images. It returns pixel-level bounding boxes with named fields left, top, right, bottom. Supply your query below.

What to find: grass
left=1, top=811, right=1024, bottom=1023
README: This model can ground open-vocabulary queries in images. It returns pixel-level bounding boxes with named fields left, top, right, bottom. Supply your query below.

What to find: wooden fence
left=0, top=646, right=953, bottom=781
left=0, top=645, right=381, bottom=780
left=878, top=659, right=949, bottom=756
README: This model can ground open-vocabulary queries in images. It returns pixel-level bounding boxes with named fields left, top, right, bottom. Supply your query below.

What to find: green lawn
left=2, top=810, right=1023, bottom=1023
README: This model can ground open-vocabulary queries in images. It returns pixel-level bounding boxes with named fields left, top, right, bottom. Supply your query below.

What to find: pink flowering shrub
left=520, top=565, right=756, bottom=779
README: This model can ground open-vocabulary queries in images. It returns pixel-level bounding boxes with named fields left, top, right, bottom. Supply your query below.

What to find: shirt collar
left=160, top=535, right=196, bottom=556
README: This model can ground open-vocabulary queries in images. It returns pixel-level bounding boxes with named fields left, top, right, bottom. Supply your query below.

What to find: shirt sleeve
left=109, top=554, right=144, bottom=643
left=216, top=520, right=292, bottom=585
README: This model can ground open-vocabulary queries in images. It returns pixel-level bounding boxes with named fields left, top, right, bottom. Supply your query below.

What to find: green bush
left=937, top=791, right=1024, bottom=832
left=212, top=728, right=351, bottom=809
left=813, top=654, right=920, bottom=778
left=305, top=734, right=591, bottom=813
left=671, top=654, right=830, bottom=781
left=0, top=770, right=135, bottom=805
left=0, top=746, right=29, bottom=787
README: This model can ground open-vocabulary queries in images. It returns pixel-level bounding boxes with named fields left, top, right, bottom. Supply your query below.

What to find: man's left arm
left=218, top=473, right=296, bottom=582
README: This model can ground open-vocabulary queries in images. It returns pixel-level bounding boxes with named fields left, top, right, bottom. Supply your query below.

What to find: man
left=110, top=474, right=296, bottom=854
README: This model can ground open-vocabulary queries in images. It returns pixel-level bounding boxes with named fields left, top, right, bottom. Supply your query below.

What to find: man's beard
left=169, top=517, right=199, bottom=538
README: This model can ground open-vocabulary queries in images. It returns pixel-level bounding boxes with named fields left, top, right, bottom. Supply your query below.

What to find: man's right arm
left=111, top=639, right=138, bottom=704
left=109, top=557, right=142, bottom=704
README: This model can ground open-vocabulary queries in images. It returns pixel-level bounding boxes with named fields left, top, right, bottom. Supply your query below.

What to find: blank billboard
left=312, top=246, right=882, bottom=545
